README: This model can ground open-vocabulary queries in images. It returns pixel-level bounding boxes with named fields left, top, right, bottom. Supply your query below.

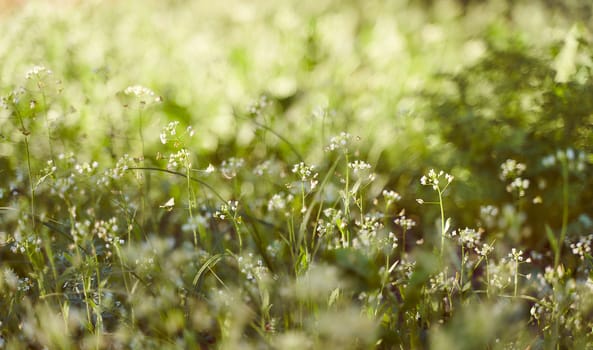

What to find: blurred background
left=1, top=0, right=592, bottom=256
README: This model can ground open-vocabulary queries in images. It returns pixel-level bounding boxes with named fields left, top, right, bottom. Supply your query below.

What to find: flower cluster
left=499, top=159, right=529, bottom=197
left=214, top=201, right=239, bottom=220
left=254, top=160, right=272, bottom=176
left=506, top=177, right=530, bottom=197
left=292, top=162, right=316, bottom=182
left=316, top=208, right=346, bottom=239
left=348, top=160, right=372, bottom=173
left=120, top=84, right=162, bottom=107
left=570, top=234, right=593, bottom=260
left=123, top=85, right=156, bottom=99
left=220, top=157, right=245, bottom=179
left=247, top=95, right=269, bottom=117
left=479, top=205, right=499, bottom=228
left=355, top=213, right=383, bottom=237
left=420, top=169, right=454, bottom=191
left=475, top=242, right=495, bottom=257
left=237, top=252, right=269, bottom=283
left=382, top=190, right=401, bottom=206
left=98, top=154, right=133, bottom=184
left=542, top=148, right=587, bottom=172
left=167, top=148, right=191, bottom=170
left=159, top=121, right=194, bottom=145
left=507, top=248, right=531, bottom=264
left=394, top=216, right=416, bottom=230
left=353, top=213, right=397, bottom=254
left=160, top=121, right=179, bottom=144
left=10, top=224, right=42, bottom=254
left=92, top=217, right=124, bottom=257
left=74, top=161, right=99, bottom=175
left=25, top=65, right=53, bottom=80
left=1, top=87, right=26, bottom=108
left=450, top=227, right=481, bottom=249
left=268, top=192, right=294, bottom=212
left=325, top=132, right=352, bottom=152
left=429, top=269, right=456, bottom=293
left=499, top=159, right=526, bottom=181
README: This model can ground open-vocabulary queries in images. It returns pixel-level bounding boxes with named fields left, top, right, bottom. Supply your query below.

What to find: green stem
left=460, top=246, right=465, bottom=294
left=39, top=86, right=54, bottom=160
left=299, top=182, right=308, bottom=254
left=555, top=162, right=569, bottom=268
left=402, top=228, right=407, bottom=257
left=187, top=164, right=199, bottom=246
left=486, top=259, right=490, bottom=298
left=438, top=188, right=445, bottom=258
left=23, top=136, right=36, bottom=227
left=514, top=259, right=519, bottom=297
left=344, top=153, right=350, bottom=247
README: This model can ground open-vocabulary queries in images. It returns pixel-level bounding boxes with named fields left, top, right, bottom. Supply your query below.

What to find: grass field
left=1, top=1, right=593, bottom=348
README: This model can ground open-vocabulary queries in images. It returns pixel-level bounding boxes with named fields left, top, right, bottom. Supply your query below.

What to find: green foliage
left=1, top=0, right=593, bottom=349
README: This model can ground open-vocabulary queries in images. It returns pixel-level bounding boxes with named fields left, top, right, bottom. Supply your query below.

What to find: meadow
left=1, top=0, right=593, bottom=348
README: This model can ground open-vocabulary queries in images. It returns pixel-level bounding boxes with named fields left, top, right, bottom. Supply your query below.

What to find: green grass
left=1, top=1, right=593, bottom=349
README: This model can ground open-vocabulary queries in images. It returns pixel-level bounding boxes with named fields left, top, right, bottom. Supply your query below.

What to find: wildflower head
left=348, top=160, right=372, bottom=174
left=506, top=178, right=529, bottom=197
left=220, top=157, right=245, bottom=179
left=159, top=121, right=194, bottom=146
left=382, top=190, right=401, bottom=206
left=118, top=84, right=162, bottom=108
left=214, top=200, right=240, bottom=221
left=24, top=65, right=62, bottom=96
left=292, top=162, right=317, bottom=182
left=420, top=168, right=453, bottom=191
left=25, top=65, right=53, bottom=80
left=451, top=227, right=481, bottom=249
left=475, top=242, right=494, bottom=257
left=499, top=159, right=526, bottom=181
left=247, top=95, right=269, bottom=117
left=325, top=132, right=352, bottom=152
left=542, top=148, right=587, bottom=172
left=167, top=149, right=191, bottom=170
left=394, top=216, right=416, bottom=231
left=508, top=248, right=531, bottom=263
left=570, top=234, right=593, bottom=260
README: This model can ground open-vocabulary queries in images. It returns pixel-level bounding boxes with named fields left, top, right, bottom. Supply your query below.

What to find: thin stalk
left=343, top=152, right=350, bottom=247
left=514, top=259, right=519, bottom=297
left=460, top=246, right=465, bottom=294
left=138, top=109, right=145, bottom=160
left=438, top=188, right=445, bottom=258
left=486, top=260, right=490, bottom=298
left=136, top=108, right=149, bottom=231
left=186, top=164, right=200, bottom=246
left=125, top=167, right=226, bottom=202
left=299, top=181, right=308, bottom=256
left=231, top=214, right=243, bottom=254
left=81, top=272, right=93, bottom=330
left=309, top=157, right=341, bottom=259
left=39, top=86, right=54, bottom=160
left=23, top=136, right=35, bottom=227
left=15, top=107, right=36, bottom=228
left=402, top=228, right=407, bottom=257
left=555, top=162, right=569, bottom=268
left=114, top=243, right=134, bottom=324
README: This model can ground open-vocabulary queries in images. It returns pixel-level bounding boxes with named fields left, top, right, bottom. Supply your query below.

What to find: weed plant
left=1, top=1, right=593, bottom=349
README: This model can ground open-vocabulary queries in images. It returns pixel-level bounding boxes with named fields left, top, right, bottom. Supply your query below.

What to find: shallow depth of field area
left=1, top=0, right=593, bottom=349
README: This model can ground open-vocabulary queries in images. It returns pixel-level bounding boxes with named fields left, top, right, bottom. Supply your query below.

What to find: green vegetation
left=1, top=0, right=593, bottom=348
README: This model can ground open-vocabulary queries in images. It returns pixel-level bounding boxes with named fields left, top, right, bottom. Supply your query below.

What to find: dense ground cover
left=1, top=0, right=593, bottom=348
